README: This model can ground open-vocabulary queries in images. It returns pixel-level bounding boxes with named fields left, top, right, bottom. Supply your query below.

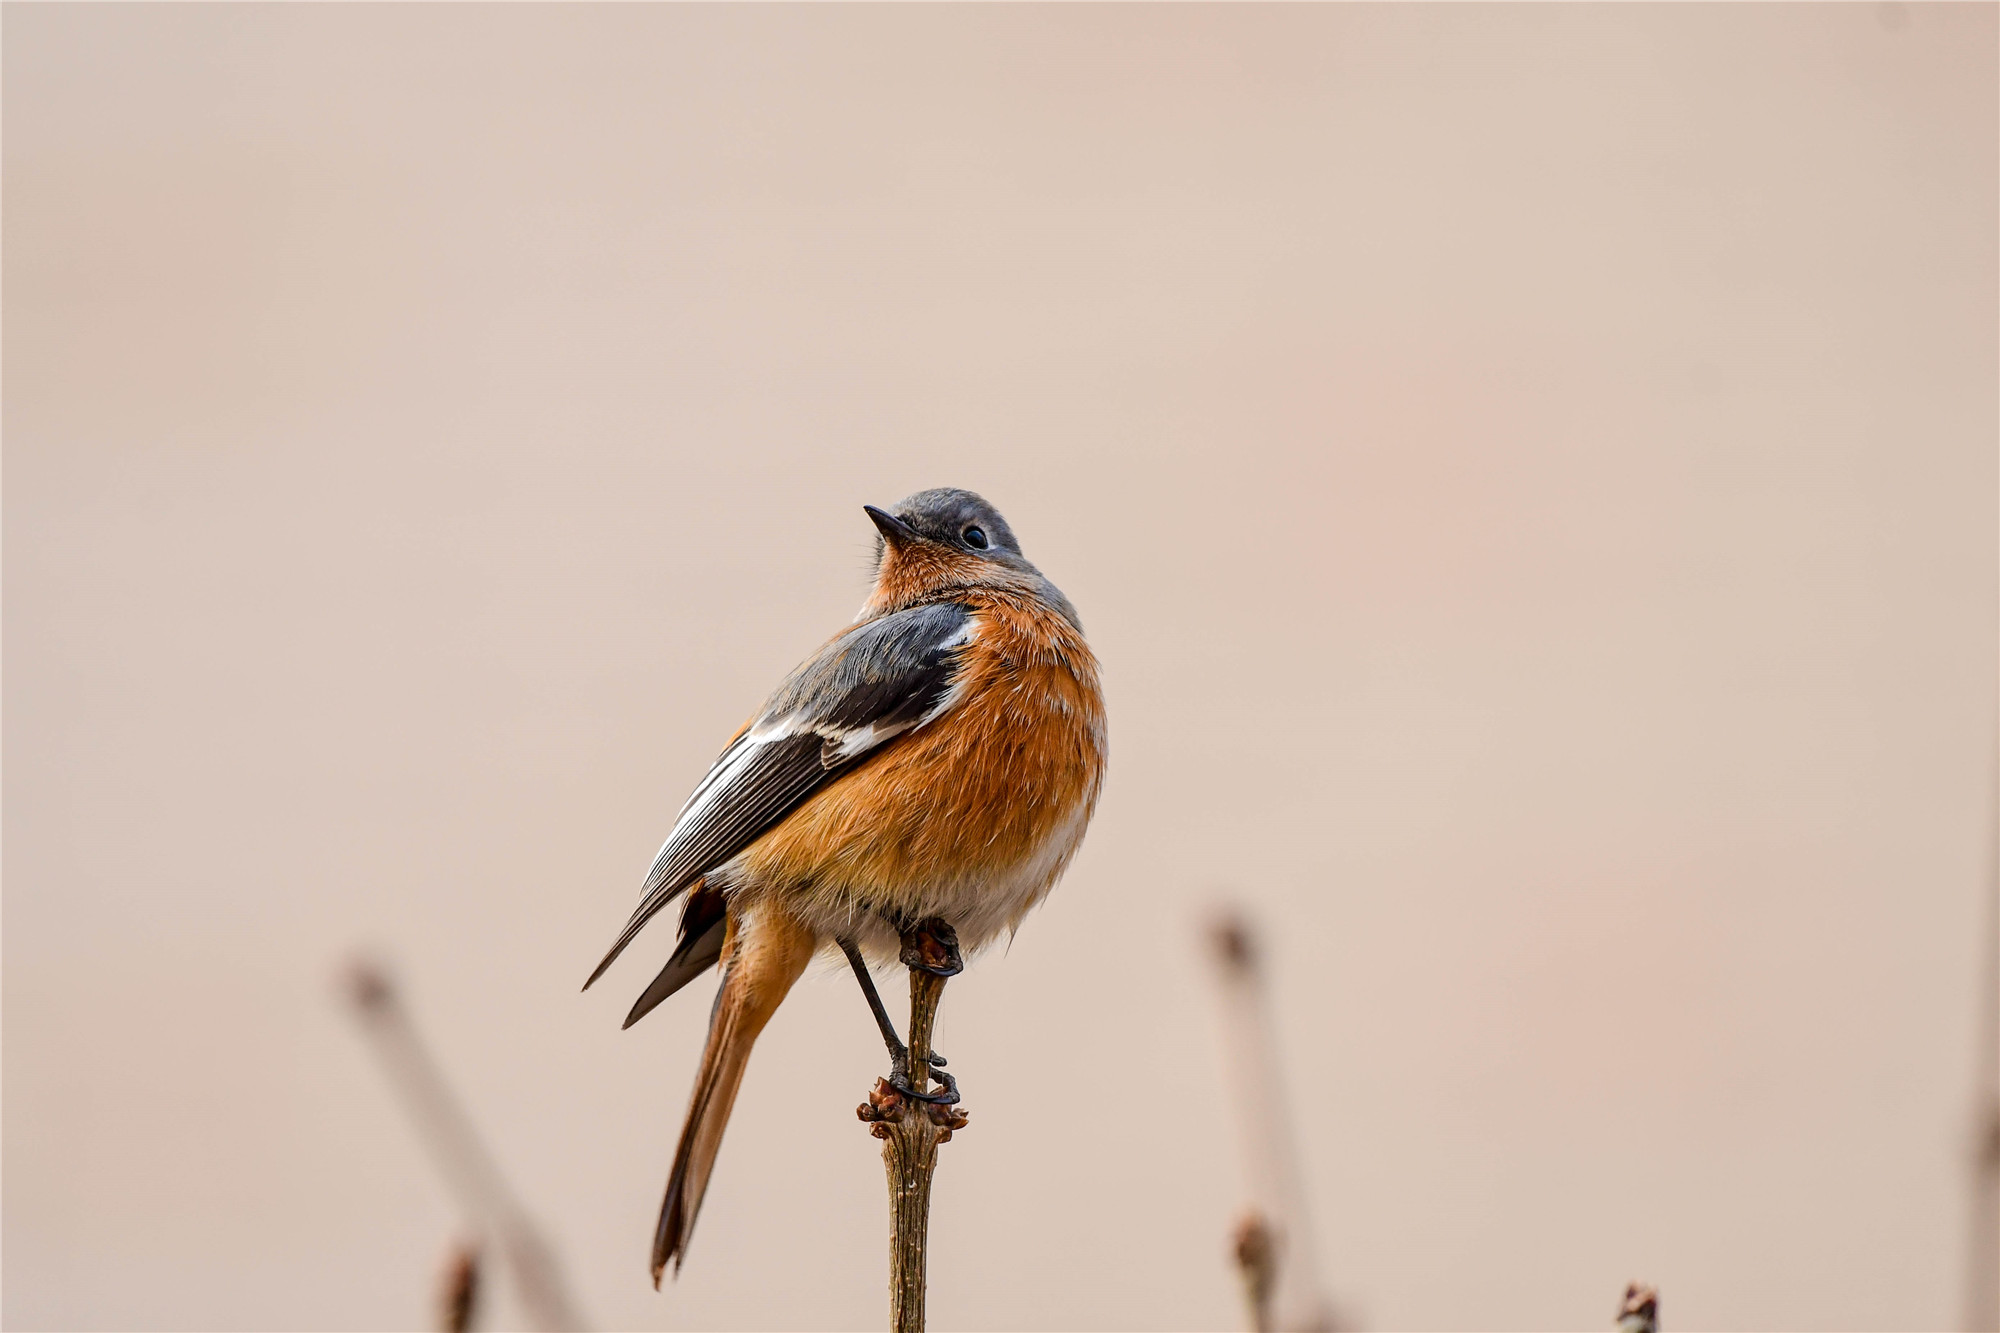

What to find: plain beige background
left=5, top=4, right=1996, bottom=1330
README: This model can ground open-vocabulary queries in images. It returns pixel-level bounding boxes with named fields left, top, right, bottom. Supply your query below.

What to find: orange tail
left=652, top=905, right=816, bottom=1286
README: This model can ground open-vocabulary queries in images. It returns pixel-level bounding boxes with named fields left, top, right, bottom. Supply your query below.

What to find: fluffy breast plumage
left=732, top=592, right=1105, bottom=953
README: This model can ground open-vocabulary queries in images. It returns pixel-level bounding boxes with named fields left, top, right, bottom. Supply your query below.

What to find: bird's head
left=862, top=488, right=1072, bottom=622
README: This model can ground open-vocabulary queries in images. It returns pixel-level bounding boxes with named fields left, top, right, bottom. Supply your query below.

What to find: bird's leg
left=838, top=937, right=911, bottom=1085
left=841, top=933, right=959, bottom=1104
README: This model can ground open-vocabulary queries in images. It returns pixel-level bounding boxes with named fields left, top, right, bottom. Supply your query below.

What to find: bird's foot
left=851, top=918, right=968, bottom=1137
left=879, top=1049, right=959, bottom=1106
left=889, top=1062, right=961, bottom=1106
left=899, top=919, right=963, bottom=977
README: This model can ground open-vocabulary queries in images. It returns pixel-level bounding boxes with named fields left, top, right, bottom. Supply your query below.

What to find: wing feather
left=584, top=601, right=973, bottom=991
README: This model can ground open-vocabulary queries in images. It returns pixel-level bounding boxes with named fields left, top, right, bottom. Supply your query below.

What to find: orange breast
left=736, top=591, right=1106, bottom=928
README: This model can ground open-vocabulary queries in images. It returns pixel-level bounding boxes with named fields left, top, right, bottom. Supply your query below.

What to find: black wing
left=585, top=600, right=974, bottom=995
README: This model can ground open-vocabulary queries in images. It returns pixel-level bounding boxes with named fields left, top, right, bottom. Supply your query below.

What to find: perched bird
left=585, top=488, right=1107, bottom=1285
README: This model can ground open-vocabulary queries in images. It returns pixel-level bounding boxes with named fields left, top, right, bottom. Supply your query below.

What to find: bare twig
left=440, top=1240, right=481, bottom=1333
left=1974, top=1105, right=2000, bottom=1333
left=1967, top=747, right=2000, bottom=1333
left=1616, top=1281, right=1659, bottom=1333
left=855, top=924, right=969, bottom=1333
left=1233, top=1211, right=1279, bottom=1333
left=1207, top=907, right=1335, bottom=1331
left=342, top=957, right=588, bottom=1333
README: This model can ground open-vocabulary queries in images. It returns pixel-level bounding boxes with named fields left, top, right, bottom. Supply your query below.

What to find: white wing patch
left=822, top=720, right=895, bottom=764
left=807, top=617, right=975, bottom=765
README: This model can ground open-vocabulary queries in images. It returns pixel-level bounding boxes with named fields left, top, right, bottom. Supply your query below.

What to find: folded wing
left=585, top=600, right=975, bottom=993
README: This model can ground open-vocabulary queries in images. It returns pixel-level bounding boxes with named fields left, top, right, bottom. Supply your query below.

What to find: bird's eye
left=963, top=526, right=989, bottom=550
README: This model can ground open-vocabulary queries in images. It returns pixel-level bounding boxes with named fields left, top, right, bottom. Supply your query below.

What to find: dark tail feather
left=650, top=908, right=814, bottom=1286
left=624, top=884, right=729, bottom=1029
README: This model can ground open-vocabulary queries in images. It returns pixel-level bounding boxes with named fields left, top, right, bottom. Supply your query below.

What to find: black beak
left=864, top=505, right=921, bottom=548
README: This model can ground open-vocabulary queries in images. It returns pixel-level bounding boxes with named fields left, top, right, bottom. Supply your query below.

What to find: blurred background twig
left=1616, top=1281, right=1659, bottom=1333
left=1207, top=907, right=1335, bottom=1332
left=1233, top=1210, right=1278, bottom=1333
left=439, top=1240, right=482, bottom=1333
left=1965, top=745, right=2000, bottom=1333
left=342, top=957, right=587, bottom=1333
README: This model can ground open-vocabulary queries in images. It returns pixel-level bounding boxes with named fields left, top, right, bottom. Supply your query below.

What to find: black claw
left=927, top=1053, right=947, bottom=1068
left=888, top=1066, right=961, bottom=1106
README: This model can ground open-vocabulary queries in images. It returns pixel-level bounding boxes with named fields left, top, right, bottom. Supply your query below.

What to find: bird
left=584, top=487, right=1107, bottom=1286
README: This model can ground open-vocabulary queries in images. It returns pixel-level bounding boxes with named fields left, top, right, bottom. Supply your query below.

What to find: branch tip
left=1617, top=1281, right=1659, bottom=1333
left=1207, top=909, right=1259, bottom=979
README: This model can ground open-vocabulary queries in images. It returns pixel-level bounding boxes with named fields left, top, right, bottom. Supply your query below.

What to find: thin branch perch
left=856, top=922, right=971, bottom=1333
